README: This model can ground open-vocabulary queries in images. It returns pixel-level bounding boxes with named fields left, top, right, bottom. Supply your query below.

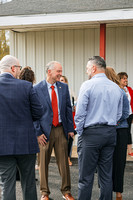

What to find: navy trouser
left=113, top=128, right=128, bottom=193
left=77, top=126, right=116, bottom=200
left=0, top=154, right=37, bottom=200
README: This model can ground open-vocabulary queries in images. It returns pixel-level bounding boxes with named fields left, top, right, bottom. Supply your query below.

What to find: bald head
left=0, top=55, right=19, bottom=71
left=0, top=55, right=21, bottom=78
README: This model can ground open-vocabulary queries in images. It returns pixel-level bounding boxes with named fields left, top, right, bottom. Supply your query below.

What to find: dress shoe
left=63, top=193, right=75, bottom=200
left=116, top=196, right=122, bottom=200
left=41, top=195, right=49, bottom=200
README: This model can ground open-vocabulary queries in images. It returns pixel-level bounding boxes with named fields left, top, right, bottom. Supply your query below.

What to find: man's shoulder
left=15, top=78, right=32, bottom=87
left=34, top=80, right=46, bottom=89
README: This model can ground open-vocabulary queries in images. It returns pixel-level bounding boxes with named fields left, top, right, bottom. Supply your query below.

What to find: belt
left=52, top=123, right=62, bottom=128
left=84, top=124, right=115, bottom=129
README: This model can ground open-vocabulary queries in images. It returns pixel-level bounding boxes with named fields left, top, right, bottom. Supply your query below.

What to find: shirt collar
left=91, top=73, right=106, bottom=79
left=46, top=81, right=57, bottom=89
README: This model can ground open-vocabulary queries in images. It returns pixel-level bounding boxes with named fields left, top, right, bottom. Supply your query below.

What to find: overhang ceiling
left=0, top=8, right=133, bottom=32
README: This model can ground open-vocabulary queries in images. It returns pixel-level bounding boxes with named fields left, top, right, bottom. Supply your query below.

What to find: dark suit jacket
left=34, top=80, right=74, bottom=141
left=0, top=73, right=44, bottom=156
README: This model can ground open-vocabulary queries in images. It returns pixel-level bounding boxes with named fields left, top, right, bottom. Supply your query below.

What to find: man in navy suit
left=34, top=61, right=75, bottom=200
left=0, top=55, right=44, bottom=200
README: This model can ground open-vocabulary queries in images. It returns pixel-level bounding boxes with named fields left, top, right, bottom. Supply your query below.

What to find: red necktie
left=51, top=85, right=59, bottom=126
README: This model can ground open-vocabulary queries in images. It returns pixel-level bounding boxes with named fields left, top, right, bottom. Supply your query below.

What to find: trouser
left=127, top=114, right=133, bottom=144
left=0, top=154, right=37, bottom=200
left=39, top=126, right=71, bottom=196
left=68, top=136, right=73, bottom=158
left=78, top=126, right=116, bottom=200
left=113, top=128, right=128, bottom=193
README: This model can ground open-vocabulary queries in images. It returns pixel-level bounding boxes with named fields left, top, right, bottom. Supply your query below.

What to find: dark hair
left=88, top=56, right=106, bottom=69
left=19, top=66, right=35, bottom=84
left=117, top=72, right=128, bottom=80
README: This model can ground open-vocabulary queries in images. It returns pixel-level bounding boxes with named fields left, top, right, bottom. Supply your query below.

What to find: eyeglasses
left=14, top=65, right=22, bottom=70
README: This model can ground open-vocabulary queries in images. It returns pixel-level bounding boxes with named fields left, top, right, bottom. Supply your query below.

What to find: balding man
left=0, top=55, right=44, bottom=200
left=34, top=61, right=75, bottom=200
left=75, top=56, right=123, bottom=200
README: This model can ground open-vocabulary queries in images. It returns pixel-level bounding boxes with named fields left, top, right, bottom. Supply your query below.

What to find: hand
left=37, top=134, right=47, bottom=146
left=68, top=132, right=74, bottom=138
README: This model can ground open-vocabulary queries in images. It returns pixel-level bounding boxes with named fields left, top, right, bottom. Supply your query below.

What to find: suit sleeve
left=29, top=86, right=44, bottom=121
left=66, top=85, right=74, bottom=133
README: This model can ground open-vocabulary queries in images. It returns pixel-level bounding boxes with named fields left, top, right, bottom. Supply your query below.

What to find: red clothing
left=72, top=111, right=76, bottom=129
left=127, top=86, right=133, bottom=113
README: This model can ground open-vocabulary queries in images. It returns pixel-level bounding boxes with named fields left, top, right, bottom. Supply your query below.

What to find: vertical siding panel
left=64, top=30, right=74, bottom=91
left=54, top=30, right=64, bottom=65
left=127, top=27, right=133, bottom=88
left=9, top=31, right=15, bottom=56
left=45, top=31, right=54, bottom=64
left=106, top=27, right=116, bottom=69
left=26, top=32, right=36, bottom=71
left=116, top=27, right=127, bottom=72
left=94, top=28, right=100, bottom=56
left=35, top=32, right=45, bottom=83
left=14, top=32, right=18, bottom=58
left=17, top=33, right=26, bottom=67
left=84, top=28, right=95, bottom=80
left=74, top=29, right=84, bottom=96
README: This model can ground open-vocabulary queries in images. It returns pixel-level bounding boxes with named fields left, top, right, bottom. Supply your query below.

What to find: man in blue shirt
left=75, top=56, right=123, bottom=200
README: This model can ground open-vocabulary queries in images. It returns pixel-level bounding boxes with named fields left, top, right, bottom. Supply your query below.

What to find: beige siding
left=26, top=32, right=36, bottom=72
left=64, top=30, right=74, bottom=90
left=10, top=26, right=133, bottom=91
left=127, top=27, right=133, bottom=87
left=35, top=32, right=45, bottom=83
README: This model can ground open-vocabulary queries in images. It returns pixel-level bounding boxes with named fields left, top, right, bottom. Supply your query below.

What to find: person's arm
left=66, top=84, right=74, bottom=135
left=118, top=90, right=129, bottom=122
left=29, top=86, right=44, bottom=121
left=75, top=82, right=88, bottom=135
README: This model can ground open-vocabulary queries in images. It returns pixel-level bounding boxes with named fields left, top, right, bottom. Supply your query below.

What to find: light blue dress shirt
left=75, top=73, right=123, bottom=135
left=46, top=81, right=62, bottom=123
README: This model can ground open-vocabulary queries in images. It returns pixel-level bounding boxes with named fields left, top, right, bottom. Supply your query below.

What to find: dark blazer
left=34, top=80, right=74, bottom=141
left=0, top=73, right=44, bottom=156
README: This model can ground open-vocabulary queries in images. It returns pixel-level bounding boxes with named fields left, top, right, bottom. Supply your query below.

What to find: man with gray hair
left=34, top=61, right=75, bottom=200
left=75, top=56, right=123, bottom=200
left=0, top=55, right=44, bottom=200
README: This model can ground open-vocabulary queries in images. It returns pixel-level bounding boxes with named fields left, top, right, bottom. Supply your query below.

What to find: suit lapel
left=57, top=82, right=62, bottom=112
left=41, top=80, right=52, bottom=110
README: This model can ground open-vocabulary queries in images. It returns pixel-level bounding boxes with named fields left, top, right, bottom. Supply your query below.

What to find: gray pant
left=0, top=154, right=37, bottom=200
left=78, top=126, right=116, bottom=200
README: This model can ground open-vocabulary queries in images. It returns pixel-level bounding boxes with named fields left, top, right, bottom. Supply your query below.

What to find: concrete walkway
left=0, top=157, right=132, bottom=200
left=0, top=146, right=132, bottom=200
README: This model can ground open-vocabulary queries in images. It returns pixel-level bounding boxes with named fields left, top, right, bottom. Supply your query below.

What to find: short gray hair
left=88, top=56, right=106, bottom=69
left=0, top=55, right=19, bottom=70
left=46, top=61, right=61, bottom=74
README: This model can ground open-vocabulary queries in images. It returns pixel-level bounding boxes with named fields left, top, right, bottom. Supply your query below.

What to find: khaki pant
left=39, top=126, right=71, bottom=196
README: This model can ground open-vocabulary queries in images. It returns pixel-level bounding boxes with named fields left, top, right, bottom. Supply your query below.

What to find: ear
left=92, top=65, right=96, bottom=73
left=11, top=65, right=15, bottom=72
left=47, top=69, right=51, bottom=75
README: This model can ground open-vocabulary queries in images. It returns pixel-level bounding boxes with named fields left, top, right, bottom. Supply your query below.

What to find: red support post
left=100, top=24, right=106, bottom=60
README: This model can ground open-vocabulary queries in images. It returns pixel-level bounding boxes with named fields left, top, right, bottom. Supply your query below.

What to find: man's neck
left=1, top=71, right=15, bottom=78
left=46, top=77, right=56, bottom=85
